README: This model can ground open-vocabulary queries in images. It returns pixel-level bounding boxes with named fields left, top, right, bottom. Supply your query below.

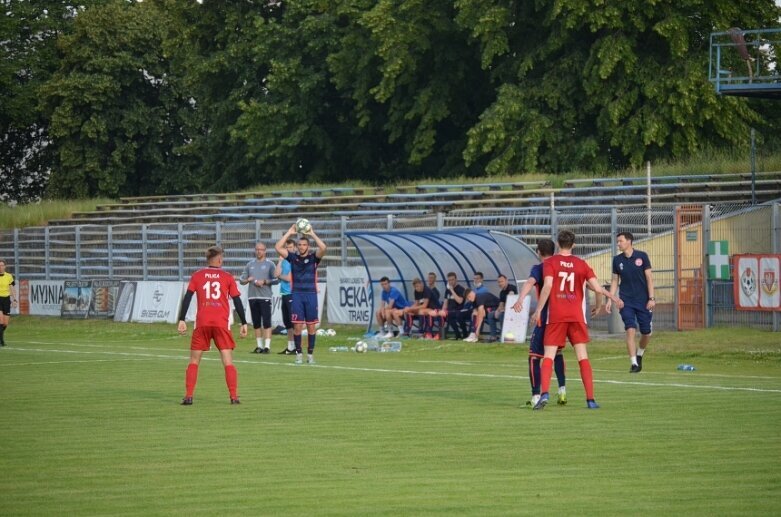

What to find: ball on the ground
left=504, top=332, right=515, bottom=342
left=316, top=328, right=326, bottom=336
left=355, top=341, right=367, bottom=353
left=296, top=218, right=312, bottom=233
left=326, top=328, right=336, bottom=336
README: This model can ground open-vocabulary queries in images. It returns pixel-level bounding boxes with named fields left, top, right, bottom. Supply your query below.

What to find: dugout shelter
left=346, top=229, right=539, bottom=332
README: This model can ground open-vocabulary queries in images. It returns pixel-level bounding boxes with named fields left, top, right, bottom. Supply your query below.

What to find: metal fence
left=1, top=202, right=779, bottom=330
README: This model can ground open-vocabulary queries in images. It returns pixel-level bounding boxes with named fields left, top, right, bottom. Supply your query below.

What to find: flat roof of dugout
left=346, top=230, right=539, bottom=332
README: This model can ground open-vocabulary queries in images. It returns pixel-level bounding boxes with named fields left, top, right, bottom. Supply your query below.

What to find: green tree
left=161, top=0, right=281, bottom=193
left=41, top=0, right=192, bottom=198
left=0, top=1, right=92, bottom=203
left=230, top=0, right=492, bottom=183
left=457, top=0, right=781, bottom=173
left=327, top=0, right=493, bottom=180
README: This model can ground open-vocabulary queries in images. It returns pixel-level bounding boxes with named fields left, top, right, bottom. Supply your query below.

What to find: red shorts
left=191, top=326, right=236, bottom=351
left=543, top=321, right=590, bottom=348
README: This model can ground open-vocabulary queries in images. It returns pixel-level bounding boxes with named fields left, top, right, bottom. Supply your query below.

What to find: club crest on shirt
left=304, top=259, right=310, bottom=264
left=635, top=258, right=643, bottom=267
left=619, top=263, right=624, bottom=271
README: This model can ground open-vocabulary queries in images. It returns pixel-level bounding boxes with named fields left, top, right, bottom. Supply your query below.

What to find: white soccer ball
left=326, top=328, right=336, bottom=336
left=295, top=218, right=312, bottom=234
left=355, top=341, right=367, bottom=353
left=316, top=328, right=326, bottom=336
left=504, top=332, right=515, bottom=342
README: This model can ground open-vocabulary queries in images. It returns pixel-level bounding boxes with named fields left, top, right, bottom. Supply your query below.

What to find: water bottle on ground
left=379, top=341, right=402, bottom=352
left=329, top=346, right=350, bottom=352
left=677, top=364, right=696, bottom=371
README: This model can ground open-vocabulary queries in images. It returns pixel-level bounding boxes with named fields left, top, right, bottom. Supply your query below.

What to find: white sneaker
left=463, top=333, right=478, bottom=343
left=295, top=353, right=303, bottom=364
left=382, top=331, right=395, bottom=339
left=530, top=394, right=541, bottom=408
left=307, top=355, right=315, bottom=364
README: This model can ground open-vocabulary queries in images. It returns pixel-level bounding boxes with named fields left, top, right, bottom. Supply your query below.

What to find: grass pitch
left=1, top=317, right=780, bottom=516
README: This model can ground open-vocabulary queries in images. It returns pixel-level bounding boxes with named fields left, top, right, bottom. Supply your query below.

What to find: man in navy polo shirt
left=606, top=232, right=656, bottom=373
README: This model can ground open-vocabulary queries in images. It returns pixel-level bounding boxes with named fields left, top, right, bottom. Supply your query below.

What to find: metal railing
left=1, top=202, right=779, bottom=330
left=709, top=27, right=781, bottom=96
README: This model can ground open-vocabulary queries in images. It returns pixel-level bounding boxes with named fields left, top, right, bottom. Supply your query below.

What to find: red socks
left=540, top=357, right=553, bottom=394
left=578, top=359, right=594, bottom=400
left=224, top=365, right=238, bottom=399
left=185, top=364, right=199, bottom=398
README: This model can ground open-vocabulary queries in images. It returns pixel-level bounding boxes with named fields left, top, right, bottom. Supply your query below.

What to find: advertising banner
left=90, top=280, right=121, bottom=318
left=114, top=282, right=137, bottom=322
left=734, top=254, right=781, bottom=311
left=131, top=281, right=185, bottom=323
left=326, top=267, right=371, bottom=325
left=20, top=280, right=63, bottom=316
left=61, top=280, right=93, bottom=319
left=759, top=256, right=780, bottom=309
left=501, top=293, right=529, bottom=343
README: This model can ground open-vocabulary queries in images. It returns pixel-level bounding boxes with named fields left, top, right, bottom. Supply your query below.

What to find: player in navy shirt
left=462, top=289, right=499, bottom=342
left=607, top=232, right=655, bottom=373
left=426, top=272, right=442, bottom=310
left=486, top=274, right=517, bottom=341
left=402, top=278, right=436, bottom=337
left=275, top=223, right=327, bottom=364
left=514, top=238, right=566, bottom=407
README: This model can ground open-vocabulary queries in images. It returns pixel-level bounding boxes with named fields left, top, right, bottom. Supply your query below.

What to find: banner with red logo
left=733, top=254, right=781, bottom=311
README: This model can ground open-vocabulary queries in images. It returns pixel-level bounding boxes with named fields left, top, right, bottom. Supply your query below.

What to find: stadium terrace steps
left=47, top=174, right=781, bottom=226
left=562, top=171, right=780, bottom=188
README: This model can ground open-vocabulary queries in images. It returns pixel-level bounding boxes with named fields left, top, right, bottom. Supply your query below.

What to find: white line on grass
left=4, top=345, right=781, bottom=394
left=0, top=358, right=158, bottom=367
left=17, top=340, right=780, bottom=381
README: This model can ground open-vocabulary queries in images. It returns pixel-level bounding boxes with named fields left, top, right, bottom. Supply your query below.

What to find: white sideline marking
left=17, top=341, right=781, bottom=380
left=0, top=358, right=157, bottom=367
left=3, top=345, right=781, bottom=394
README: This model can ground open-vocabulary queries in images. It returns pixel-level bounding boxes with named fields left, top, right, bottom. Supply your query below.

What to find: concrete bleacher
left=47, top=172, right=781, bottom=226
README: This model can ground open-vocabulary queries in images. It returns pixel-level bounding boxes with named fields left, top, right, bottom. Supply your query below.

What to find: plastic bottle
left=329, top=346, right=350, bottom=352
left=676, top=364, right=696, bottom=371
left=379, top=341, right=402, bottom=353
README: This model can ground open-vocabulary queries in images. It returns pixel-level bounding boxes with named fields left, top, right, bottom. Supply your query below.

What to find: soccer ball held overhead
left=296, top=218, right=312, bottom=234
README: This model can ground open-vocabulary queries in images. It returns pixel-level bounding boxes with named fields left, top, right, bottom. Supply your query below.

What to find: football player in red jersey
left=531, top=230, right=622, bottom=410
left=177, top=246, right=248, bottom=405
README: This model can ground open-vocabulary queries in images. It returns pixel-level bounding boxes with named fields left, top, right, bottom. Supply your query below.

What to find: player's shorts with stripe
left=0, top=296, right=10, bottom=315
left=249, top=298, right=272, bottom=329
left=291, top=292, right=319, bottom=325
left=543, top=321, right=590, bottom=348
left=619, top=302, right=653, bottom=335
left=529, top=324, right=546, bottom=357
left=191, top=326, right=236, bottom=351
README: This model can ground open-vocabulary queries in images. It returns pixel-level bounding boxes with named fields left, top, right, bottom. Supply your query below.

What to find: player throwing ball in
left=275, top=221, right=327, bottom=364
left=532, top=230, right=622, bottom=410
left=177, top=246, right=248, bottom=405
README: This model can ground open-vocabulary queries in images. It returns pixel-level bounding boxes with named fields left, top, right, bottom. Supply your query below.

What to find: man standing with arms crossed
left=177, top=246, right=248, bottom=405
left=532, top=230, right=622, bottom=410
left=606, top=232, right=655, bottom=373
left=275, top=223, right=327, bottom=365
left=239, top=242, right=278, bottom=354
left=0, top=260, right=17, bottom=346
